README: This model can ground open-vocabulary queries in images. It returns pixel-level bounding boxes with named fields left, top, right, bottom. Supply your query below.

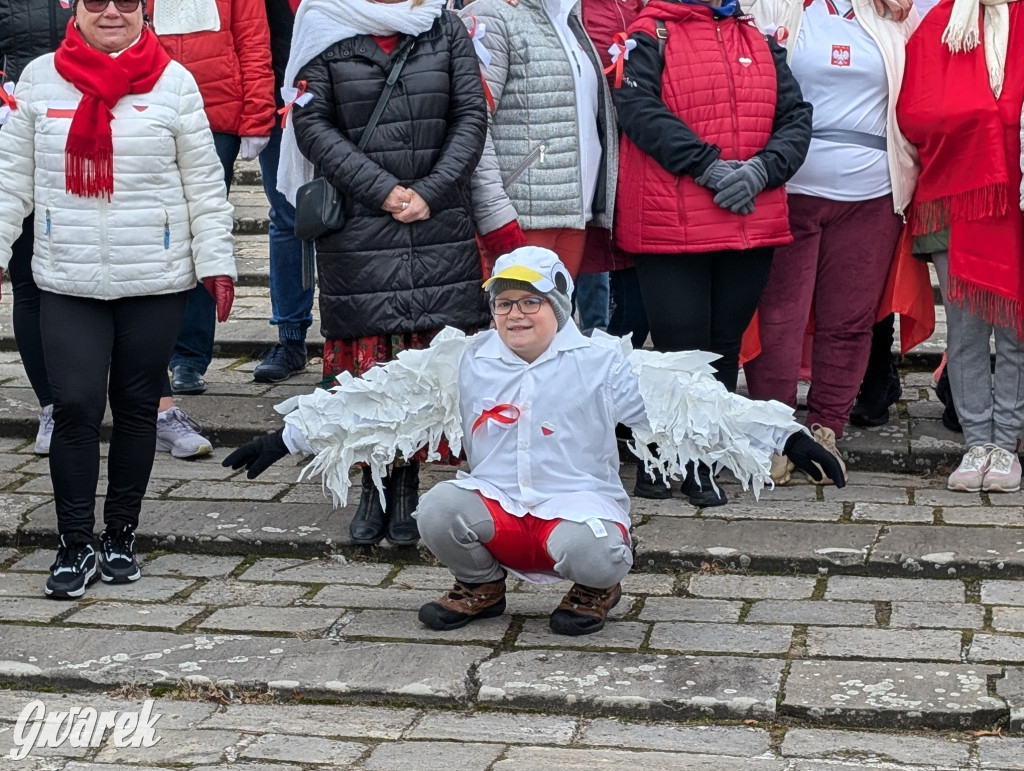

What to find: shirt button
left=519, top=442, right=528, bottom=450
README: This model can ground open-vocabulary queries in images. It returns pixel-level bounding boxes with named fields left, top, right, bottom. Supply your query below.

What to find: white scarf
left=942, top=0, right=1016, bottom=97
left=151, top=0, right=221, bottom=35
left=277, top=0, right=445, bottom=205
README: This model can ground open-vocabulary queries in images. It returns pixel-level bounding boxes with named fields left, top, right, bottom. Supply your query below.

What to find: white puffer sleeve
left=0, top=69, right=38, bottom=270
left=172, top=65, right=236, bottom=280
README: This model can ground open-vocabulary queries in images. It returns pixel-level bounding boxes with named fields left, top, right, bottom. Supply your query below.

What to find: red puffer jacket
left=614, top=1, right=811, bottom=254
left=150, top=0, right=275, bottom=137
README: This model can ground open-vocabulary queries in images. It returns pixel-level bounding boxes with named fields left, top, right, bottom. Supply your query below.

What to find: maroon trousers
left=744, top=193, right=902, bottom=438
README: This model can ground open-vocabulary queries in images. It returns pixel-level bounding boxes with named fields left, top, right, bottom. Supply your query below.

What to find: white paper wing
left=277, top=327, right=471, bottom=506
left=626, top=345, right=799, bottom=499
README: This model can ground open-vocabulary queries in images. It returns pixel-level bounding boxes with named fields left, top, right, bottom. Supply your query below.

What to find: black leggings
left=633, top=248, right=773, bottom=392
left=8, top=214, right=53, bottom=407
left=39, top=290, right=188, bottom=545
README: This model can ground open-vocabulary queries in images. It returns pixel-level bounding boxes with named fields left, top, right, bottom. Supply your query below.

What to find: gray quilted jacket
left=461, top=0, right=618, bottom=233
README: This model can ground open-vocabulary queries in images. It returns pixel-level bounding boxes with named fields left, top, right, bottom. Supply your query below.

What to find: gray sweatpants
left=933, top=251, right=1024, bottom=450
left=414, top=482, right=633, bottom=587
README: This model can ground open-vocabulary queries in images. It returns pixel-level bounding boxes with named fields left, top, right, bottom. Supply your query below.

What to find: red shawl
left=53, top=20, right=170, bottom=199
left=896, top=0, right=1024, bottom=337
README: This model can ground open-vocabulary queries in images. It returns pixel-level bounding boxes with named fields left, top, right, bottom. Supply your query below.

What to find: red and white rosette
left=603, top=32, right=636, bottom=89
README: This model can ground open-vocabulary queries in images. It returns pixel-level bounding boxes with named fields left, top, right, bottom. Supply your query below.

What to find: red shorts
left=476, top=492, right=628, bottom=573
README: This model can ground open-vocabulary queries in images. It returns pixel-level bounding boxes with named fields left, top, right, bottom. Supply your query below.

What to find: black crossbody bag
left=294, top=39, right=415, bottom=288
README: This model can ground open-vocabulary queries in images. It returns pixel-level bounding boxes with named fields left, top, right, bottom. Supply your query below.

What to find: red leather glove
left=202, top=275, right=234, bottom=322
left=480, top=220, right=527, bottom=264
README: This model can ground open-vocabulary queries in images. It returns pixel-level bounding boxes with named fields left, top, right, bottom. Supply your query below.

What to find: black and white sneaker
left=98, top=525, right=141, bottom=583
left=45, top=537, right=98, bottom=599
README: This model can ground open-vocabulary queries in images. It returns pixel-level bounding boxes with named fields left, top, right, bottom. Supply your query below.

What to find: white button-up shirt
left=450, top=324, right=648, bottom=531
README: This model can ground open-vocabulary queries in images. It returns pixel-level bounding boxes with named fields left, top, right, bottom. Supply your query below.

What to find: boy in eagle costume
left=225, top=248, right=845, bottom=636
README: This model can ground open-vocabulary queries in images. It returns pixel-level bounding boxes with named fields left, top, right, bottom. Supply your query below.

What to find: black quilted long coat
left=292, top=12, right=490, bottom=340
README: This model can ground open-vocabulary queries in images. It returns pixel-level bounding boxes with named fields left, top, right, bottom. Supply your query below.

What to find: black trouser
left=40, top=290, right=188, bottom=545
left=633, top=248, right=774, bottom=393
left=8, top=214, right=53, bottom=407
left=860, top=313, right=897, bottom=392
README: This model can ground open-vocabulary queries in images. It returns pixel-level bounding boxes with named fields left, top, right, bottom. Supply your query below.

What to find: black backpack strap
left=654, top=19, right=668, bottom=58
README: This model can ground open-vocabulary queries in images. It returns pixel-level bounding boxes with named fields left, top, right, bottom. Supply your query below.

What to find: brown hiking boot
left=418, top=576, right=507, bottom=631
left=549, top=583, right=622, bottom=636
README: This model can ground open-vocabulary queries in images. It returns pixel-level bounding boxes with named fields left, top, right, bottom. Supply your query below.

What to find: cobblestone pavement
left=2, top=166, right=1023, bottom=769
left=1, top=436, right=1024, bottom=768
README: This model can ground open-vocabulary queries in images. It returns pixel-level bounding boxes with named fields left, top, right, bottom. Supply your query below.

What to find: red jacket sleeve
left=231, top=0, right=276, bottom=137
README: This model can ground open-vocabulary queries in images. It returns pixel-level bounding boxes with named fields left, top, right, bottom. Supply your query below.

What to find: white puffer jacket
left=0, top=54, right=235, bottom=300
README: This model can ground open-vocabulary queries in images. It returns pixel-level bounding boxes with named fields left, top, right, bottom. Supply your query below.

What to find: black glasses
left=490, top=297, right=548, bottom=316
left=81, top=0, right=142, bottom=13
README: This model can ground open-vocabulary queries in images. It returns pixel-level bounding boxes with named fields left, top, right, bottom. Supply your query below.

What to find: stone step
left=2, top=417, right=1022, bottom=575
left=0, top=548, right=1021, bottom=732
left=0, top=686, right=1014, bottom=771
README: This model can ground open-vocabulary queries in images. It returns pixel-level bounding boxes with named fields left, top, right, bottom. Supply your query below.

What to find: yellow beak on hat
left=482, top=265, right=545, bottom=289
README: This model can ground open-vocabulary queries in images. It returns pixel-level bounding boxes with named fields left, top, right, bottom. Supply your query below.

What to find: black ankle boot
left=386, top=461, right=420, bottom=546
left=850, top=360, right=902, bottom=427
left=349, top=466, right=386, bottom=545
left=680, top=461, right=727, bottom=507
left=633, top=443, right=673, bottom=499
left=634, top=463, right=673, bottom=499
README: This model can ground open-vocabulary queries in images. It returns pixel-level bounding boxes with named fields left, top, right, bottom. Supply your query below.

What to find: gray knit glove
left=694, top=158, right=744, bottom=193
left=713, top=157, right=769, bottom=214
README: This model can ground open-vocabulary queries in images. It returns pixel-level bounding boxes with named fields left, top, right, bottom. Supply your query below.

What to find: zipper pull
left=539, top=144, right=546, bottom=164
left=164, top=213, right=170, bottom=249
left=44, top=209, right=51, bottom=236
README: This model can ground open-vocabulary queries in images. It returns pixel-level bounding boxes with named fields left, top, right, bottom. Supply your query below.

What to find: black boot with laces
left=99, top=524, right=141, bottom=583
left=45, top=535, right=98, bottom=599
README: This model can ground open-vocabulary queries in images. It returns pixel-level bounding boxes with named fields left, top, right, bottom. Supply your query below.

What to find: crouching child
left=224, top=248, right=845, bottom=636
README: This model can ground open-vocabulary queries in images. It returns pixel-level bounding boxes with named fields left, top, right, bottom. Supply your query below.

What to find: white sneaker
left=982, top=445, right=1022, bottom=493
left=947, top=445, right=991, bottom=492
left=34, top=404, right=54, bottom=454
left=156, top=407, right=212, bottom=459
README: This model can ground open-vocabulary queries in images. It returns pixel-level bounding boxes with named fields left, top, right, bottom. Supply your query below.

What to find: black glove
left=222, top=429, right=290, bottom=479
left=713, top=157, right=769, bottom=214
left=694, top=158, right=744, bottom=193
left=783, top=431, right=847, bottom=488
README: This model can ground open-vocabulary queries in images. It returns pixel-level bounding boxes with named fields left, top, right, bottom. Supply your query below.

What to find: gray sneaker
left=34, top=404, right=54, bottom=454
left=156, top=407, right=213, bottom=459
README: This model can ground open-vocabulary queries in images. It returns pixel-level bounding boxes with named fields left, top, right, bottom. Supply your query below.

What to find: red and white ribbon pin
left=277, top=81, right=313, bottom=128
left=603, top=33, right=636, bottom=89
left=466, top=16, right=497, bottom=112
left=472, top=403, right=520, bottom=435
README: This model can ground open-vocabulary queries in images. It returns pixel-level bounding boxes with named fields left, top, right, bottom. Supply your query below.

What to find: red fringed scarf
left=53, top=19, right=170, bottom=199
left=896, top=0, right=1024, bottom=337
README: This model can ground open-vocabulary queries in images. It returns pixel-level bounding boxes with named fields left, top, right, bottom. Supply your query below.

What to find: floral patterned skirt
left=321, top=330, right=460, bottom=465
